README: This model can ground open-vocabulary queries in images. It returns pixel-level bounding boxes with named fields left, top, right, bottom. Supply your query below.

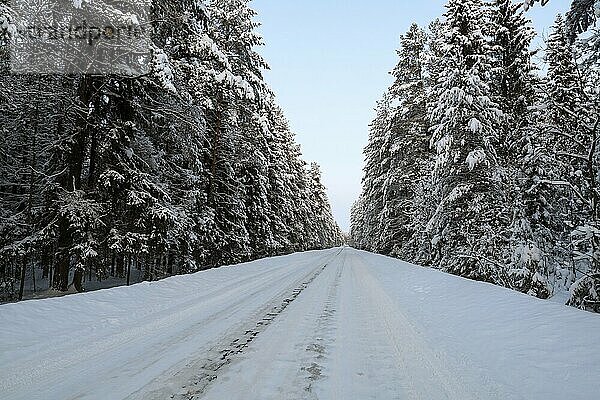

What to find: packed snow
left=1, top=247, right=599, bottom=399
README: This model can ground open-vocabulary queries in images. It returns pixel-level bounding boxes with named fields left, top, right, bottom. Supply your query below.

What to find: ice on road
left=1, top=247, right=600, bottom=399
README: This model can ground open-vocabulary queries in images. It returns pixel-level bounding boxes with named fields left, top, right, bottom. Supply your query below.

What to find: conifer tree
left=306, top=163, right=342, bottom=249
left=351, top=0, right=600, bottom=312
left=488, top=0, right=536, bottom=125
left=350, top=197, right=367, bottom=249
left=360, top=93, right=394, bottom=252
left=0, top=0, right=343, bottom=299
left=427, top=0, right=507, bottom=283
left=407, top=18, right=448, bottom=266
left=380, top=24, right=429, bottom=258
left=488, top=0, right=552, bottom=297
left=545, top=15, right=600, bottom=310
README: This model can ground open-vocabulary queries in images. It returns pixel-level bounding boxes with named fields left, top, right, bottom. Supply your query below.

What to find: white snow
left=466, top=148, right=486, bottom=171
left=1, top=248, right=599, bottom=399
left=468, top=117, right=481, bottom=133
left=151, top=47, right=176, bottom=93
left=128, top=14, right=139, bottom=26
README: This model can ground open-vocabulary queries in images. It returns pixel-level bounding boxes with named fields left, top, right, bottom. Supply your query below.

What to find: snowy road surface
left=1, top=248, right=600, bottom=400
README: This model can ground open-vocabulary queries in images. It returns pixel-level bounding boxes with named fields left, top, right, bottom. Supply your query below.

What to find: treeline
left=351, top=0, right=600, bottom=311
left=0, top=0, right=343, bottom=301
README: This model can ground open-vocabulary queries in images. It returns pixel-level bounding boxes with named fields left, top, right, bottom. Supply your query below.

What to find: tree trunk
left=208, top=92, right=224, bottom=203
left=48, top=263, right=53, bottom=290
left=32, top=259, right=36, bottom=293
left=72, top=268, right=84, bottom=292
left=53, top=217, right=71, bottom=291
left=52, top=76, right=95, bottom=292
left=41, top=245, right=51, bottom=279
left=87, top=128, right=98, bottom=188
left=126, top=255, right=132, bottom=286
left=18, top=254, right=27, bottom=301
left=116, top=254, right=124, bottom=278
left=166, top=252, right=173, bottom=275
left=111, top=252, right=116, bottom=277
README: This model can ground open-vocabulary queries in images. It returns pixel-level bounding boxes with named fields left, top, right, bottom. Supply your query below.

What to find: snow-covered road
left=1, top=247, right=600, bottom=399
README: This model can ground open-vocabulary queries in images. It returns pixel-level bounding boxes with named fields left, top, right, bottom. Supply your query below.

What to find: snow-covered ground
left=1, top=247, right=599, bottom=399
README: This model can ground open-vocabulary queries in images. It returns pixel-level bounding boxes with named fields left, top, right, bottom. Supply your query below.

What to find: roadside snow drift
left=1, top=247, right=599, bottom=400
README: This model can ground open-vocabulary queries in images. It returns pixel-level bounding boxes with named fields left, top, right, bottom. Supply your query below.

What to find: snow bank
left=356, top=250, right=600, bottom=400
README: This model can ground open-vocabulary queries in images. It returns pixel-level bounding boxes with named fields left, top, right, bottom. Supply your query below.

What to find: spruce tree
left=381, top=24, right=429, bottom=259
left=488, top=0, right=536, bottom=125
left=360, top=93, right=394, bottom=252
left=545, top=15, right=600, bottom=310
left=350, top=197, right=367, bottom=249
left=0, top=0, right=343, bottom=299
left=428, top=0, right=507, bottom=283
left=488, top=0, right=552, bottom=297
left=566, top=0, right=598, bottom=40
left=407, top=18, right=448, bottom=266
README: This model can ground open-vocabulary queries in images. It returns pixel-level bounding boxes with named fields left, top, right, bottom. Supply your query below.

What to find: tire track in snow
left=299, top=252, right=344, bottom=398
left=353, top=252, right=511, bottom=400
left=190, top=248, right=346, bottom=400
left=322, top=251, right=406, bottom=400
left=181, top=266, right=326, bottom=399
left=140, top=249, right=344, bottom=400
left=1, top=251, right=339, bottom=400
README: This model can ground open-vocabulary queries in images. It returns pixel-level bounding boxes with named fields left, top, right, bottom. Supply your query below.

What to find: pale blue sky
left=252, top=0, right=569, bottom=232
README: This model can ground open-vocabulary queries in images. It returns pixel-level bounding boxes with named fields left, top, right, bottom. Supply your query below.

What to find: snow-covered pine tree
left=0, top=0, right=11, bottom=69
left=424, top=18, right=447, bottom=98
left=0, top=0, right=14, bottom=299
left=544, top=14, right=586, bottom=257
left=263, top=104, right=297, bottom=253
left=287, top=151, right=314, bottom=251
left=0, top=74, right=65, bottom=299
left=543, top=14, right=600, bottom=310
left=547, top=15, right=583, bottom=131
left=261, top=100, right=344, bottom=254
left=359, top=93, right=394, bottom=253
left=238, top=101, right=282, bottom=259
left=524, top=0, right=599, bottom=64
left=427, top=0, right=508, bottom=283
left=306, top=163, right=342, bottom=249
left=565, top=0, right=598, bottom=41
left=487, top=0, right=552, bottom=297
left=350, top=196, right=367, bottom=249
left=380, top=24, right=429, bottom=259
left=0, top=0, right=343, bottom=299
left=209, top=0, right=276, bottom=261
left=488, top=0, right=536, bottom=128
left=405, top=18, right=448, bottom=266
left=204, top=0, right=274, bottom=264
